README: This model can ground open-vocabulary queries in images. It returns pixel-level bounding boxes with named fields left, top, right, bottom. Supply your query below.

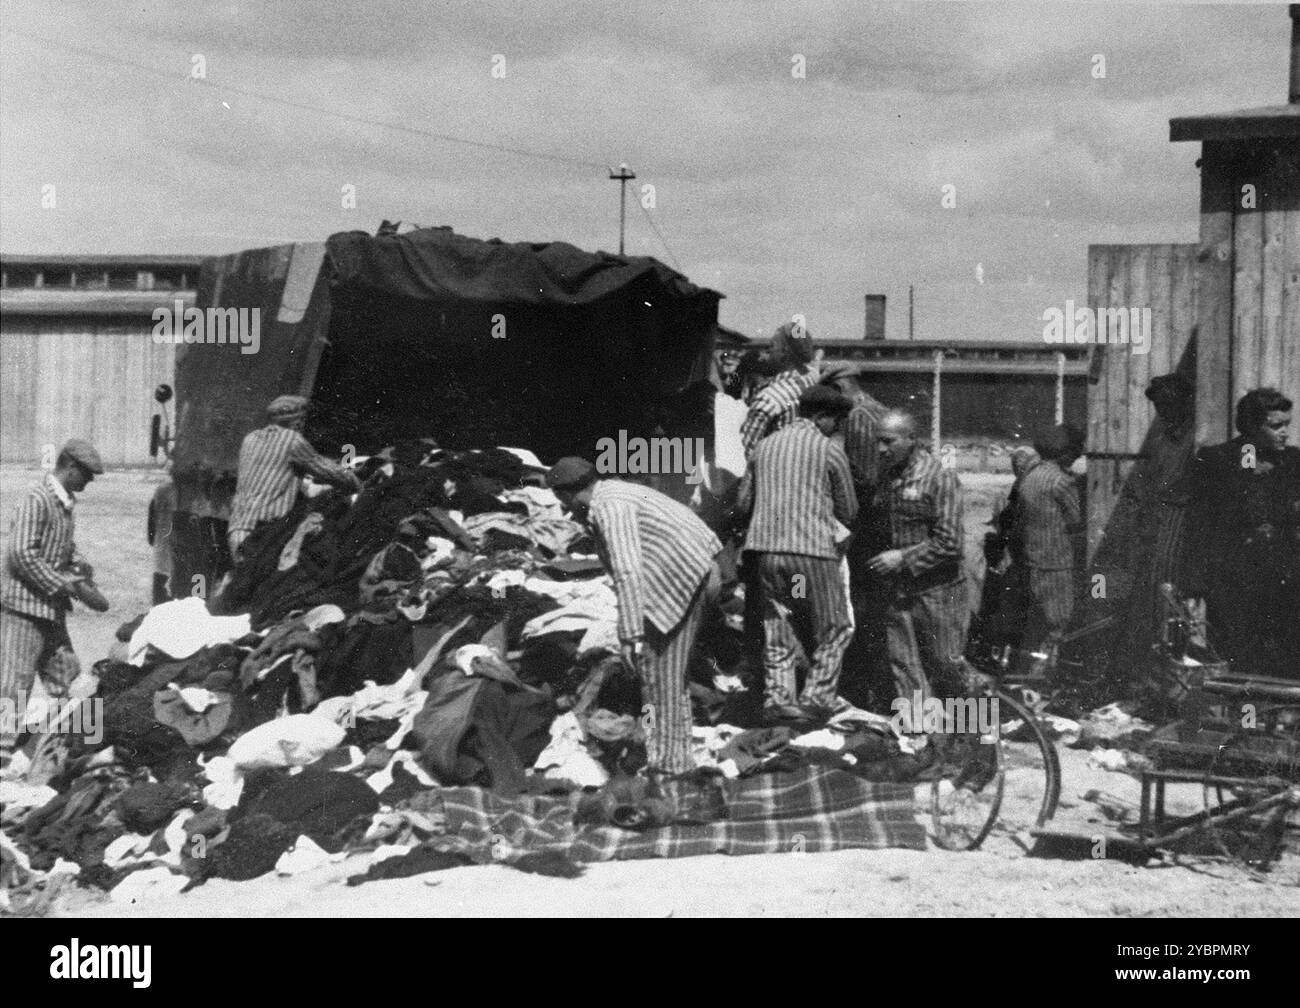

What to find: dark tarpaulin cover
left=326, top=228, right=713, bottom=306
left=174, top=228, right=720, bottom=503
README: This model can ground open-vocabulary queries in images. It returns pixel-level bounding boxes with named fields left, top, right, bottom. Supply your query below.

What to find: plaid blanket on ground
left=440, top=765, right=924, bottom=862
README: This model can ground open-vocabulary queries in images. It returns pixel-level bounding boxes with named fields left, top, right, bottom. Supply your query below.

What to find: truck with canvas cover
left=159, top=225, right=722, bottom=593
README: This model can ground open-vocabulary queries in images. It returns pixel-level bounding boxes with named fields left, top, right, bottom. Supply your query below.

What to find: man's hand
left=620, top=638, right=645, bottom=672
left=866, top=549, right=906, bottom=576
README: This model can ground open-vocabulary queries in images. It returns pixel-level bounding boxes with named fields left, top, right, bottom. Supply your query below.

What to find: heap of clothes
left=0, top=443, right=924, bottom=913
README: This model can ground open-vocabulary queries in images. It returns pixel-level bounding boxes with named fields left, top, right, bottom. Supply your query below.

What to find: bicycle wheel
left=931, top=688, right=1063, bottom=850
left=996, top=689, right=1062, bottom=831
left=930, top=723, right=1004, bottom=851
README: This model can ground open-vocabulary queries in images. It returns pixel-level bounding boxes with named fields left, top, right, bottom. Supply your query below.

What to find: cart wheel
left=930, top=690, right=1061, bottom=850
left=1204, top=705, right=1300, bottom=879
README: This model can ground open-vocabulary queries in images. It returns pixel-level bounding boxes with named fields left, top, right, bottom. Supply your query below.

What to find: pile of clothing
left=1, top=444, right=923, bottom=913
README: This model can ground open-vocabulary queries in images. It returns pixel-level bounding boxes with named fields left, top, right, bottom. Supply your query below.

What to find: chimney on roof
left=1291, top=4, right=1300, bottom=104
left=864, top=294, right=886, bottom=340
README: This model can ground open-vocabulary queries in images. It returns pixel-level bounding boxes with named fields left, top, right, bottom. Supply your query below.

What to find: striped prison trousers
left=1023, top=567, right=1075, bottom=651
left=753, top=552, right=853, bottom=710
left=1, top=607, right=79, bottom=750
left=885, top=581, right=972, bottom=704
left=640, top=570, right=713, bottom=775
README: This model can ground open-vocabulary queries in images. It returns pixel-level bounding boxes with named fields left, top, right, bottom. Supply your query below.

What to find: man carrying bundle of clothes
left=1, top=439, right=106, bottom=764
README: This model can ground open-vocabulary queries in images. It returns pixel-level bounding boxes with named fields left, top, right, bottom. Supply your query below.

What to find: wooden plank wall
left=1229, top=139, right=1300, bottom=406
left=1086, top=243, right=1198, bottom=568
left=0, top=318, right=175, bottom=467
left=1197, top=138, right=1300, bottom=441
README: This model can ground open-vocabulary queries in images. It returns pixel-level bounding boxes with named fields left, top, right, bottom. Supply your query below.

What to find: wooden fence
left=1085, top=243, right=1198, bottom=567
left=0, top=319, right=174, bottom=467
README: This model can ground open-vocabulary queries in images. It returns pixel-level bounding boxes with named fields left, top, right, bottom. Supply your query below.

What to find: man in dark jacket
left=1186, top=388, right=1300, bottom=677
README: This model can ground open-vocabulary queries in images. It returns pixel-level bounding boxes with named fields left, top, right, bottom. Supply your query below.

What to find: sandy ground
left=4, top=465, right=1297, bottom=917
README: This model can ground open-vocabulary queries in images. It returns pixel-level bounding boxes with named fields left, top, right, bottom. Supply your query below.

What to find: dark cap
left=61, top=438, right=104, bottom=474
left=1033, top=423, right=1085, bottom=460
left=798, top=385, right=852, bottom=417
left=546, top=456, right=597, bottom=491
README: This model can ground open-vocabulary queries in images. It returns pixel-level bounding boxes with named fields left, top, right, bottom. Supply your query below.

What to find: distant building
left=743, top=330, right=1090, bottom=453
left=0, top=254, right=202, bottom=466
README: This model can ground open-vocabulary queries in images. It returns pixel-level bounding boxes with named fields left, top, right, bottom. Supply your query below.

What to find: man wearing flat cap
left=736, top=385, right=858, bottom=721
left=1013, top=424, right=1085, bottom=662
left=1, top=439, right=104, bottom=758
left=227, top=394, right=362, bottom=560
left=547, top=457, right=722, bottom=776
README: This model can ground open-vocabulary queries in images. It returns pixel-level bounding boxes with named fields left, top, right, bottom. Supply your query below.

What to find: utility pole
left=609, top=162, right=636, bottom=255
left=908, top=284, right=915, bottom=340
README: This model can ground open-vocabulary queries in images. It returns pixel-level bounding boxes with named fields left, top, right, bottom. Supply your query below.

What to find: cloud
left=1, top=0, right=1286, bottom=343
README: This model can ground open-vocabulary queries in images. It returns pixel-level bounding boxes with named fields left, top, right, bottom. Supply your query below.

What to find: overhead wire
left=1, top=26, right=691, bottom=270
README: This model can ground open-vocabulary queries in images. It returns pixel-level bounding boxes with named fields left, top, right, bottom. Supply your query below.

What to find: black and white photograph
left=0, top=0, right=1297, bottom=931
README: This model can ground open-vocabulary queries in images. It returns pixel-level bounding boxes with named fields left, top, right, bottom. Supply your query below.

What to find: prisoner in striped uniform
left=820, top=362, right=892, bottom=690
left=547, top=458, right=722, bottom=775
left=739, top=321, right=819, bottom=459
left=227, top=395, right=362, bottom=558
left=1, top=440, right=103, bottom=754
left=1014, top=425, right=1084, bottom=657
left=869, top=411, right=974, bottom=703
left=737, top=386, right=857, bottom=718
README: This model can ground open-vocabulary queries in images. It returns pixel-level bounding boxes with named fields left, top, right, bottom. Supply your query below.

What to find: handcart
left=930, top=589, right=1300, bottom=878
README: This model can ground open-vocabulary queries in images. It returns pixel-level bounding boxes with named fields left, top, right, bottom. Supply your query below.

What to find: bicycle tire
left=997, top=689, right=1062, bottom=828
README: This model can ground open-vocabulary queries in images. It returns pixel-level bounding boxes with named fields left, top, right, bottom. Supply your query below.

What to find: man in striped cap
left=738, top=385, right=858, bottom=722
left=547, top=457, right=722, bottom=776
left=1, top=439, right=103, bottom=758
left=227, top=395, right=362, bottom=560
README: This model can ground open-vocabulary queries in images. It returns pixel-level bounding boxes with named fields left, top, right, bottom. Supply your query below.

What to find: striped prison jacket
left=738, top=418, right=857, bottom=560
left=586, top=479, right=722, bottom=642
left=1014, top=459, right=1082, bottom=571
left=740, top=366, right=819, bottom=459
left=228, top=425, right=356, bottom=535
left=875, top=448, right=965, bottom=591
left=2, top=475, right=77, bottom=621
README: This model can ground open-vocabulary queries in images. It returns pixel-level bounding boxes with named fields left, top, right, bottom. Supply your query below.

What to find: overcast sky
left=0, top=1, right=1289, bottom=342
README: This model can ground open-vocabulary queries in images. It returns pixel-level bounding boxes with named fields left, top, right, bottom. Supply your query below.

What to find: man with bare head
left=869, top=409, right=977, bottom=706
left=1187, top=387, right=1300, bottom=677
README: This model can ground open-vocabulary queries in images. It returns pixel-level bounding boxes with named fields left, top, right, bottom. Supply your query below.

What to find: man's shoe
left=69, top=577, right=110, bottom=613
